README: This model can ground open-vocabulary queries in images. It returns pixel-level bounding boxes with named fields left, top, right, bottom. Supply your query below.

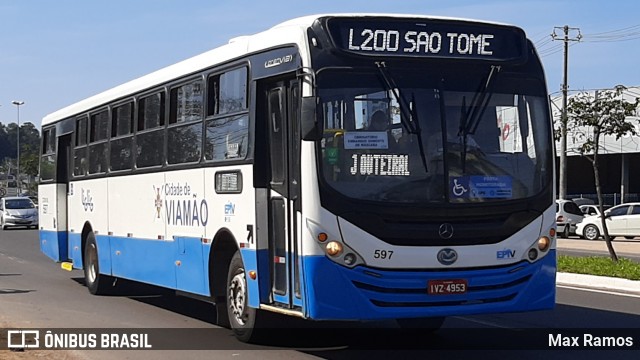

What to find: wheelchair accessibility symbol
left=452, top=179, right=468, bottom=197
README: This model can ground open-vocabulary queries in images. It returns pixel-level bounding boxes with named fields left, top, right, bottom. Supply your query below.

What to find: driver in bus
left=367, top=110, right=402, bottom=151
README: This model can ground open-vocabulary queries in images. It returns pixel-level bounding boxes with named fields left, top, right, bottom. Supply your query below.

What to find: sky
left=1, top=0, right=639, bottom=130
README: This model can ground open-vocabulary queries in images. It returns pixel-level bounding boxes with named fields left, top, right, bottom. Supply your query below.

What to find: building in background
left=552, top=86, right=640, bottom=204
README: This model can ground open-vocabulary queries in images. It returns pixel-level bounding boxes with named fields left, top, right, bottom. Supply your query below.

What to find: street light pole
left=12, top=100, right=25, bottom=194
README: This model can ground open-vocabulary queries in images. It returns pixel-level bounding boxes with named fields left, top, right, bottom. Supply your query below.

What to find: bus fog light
left=538, top=236, right=550, bottom=251
left=343, top=253, right=356, bottom=265
left=528, top=248, right=538, bottom=261
left=326, top=241, right=343, bottom=256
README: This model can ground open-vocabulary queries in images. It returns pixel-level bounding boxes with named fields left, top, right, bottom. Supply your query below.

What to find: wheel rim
left=585, top=226, right=598, bottom=240
left=229, top=271, right=247, bottom=326
left=87, top=244, right=97, bottom=283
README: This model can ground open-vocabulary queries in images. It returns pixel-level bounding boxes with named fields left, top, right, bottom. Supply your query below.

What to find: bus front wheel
left=227, top=250, right=266, bottom=343
left=83, top=232, right=114, bottom=295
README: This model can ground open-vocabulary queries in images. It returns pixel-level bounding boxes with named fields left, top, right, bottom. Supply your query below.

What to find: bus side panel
left=239, top=248, right=262, bottom=308
left=38, top=184, right=69, bottom=262
left=68, top=232, right=82, bottom=268
left=40, top=230, right=69, bottom=262
left=175, top=236, right=207, bottom=295
left=110, top=236, right=177, bottom=289
left=107, top=173, right=169, bottom=284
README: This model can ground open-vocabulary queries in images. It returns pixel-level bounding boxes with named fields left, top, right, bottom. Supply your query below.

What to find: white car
left=576, top=202, right=640, bottom=240
left=579, top=204, right=611, bottom=217
left=0, top=196, right=39, bottom=230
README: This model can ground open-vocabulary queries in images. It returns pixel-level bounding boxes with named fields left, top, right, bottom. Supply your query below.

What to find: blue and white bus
left=39, top=14, right=556, bottom=342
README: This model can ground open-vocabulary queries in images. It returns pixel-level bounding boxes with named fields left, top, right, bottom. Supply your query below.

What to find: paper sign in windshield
left=344, top=132, right=389, bottom=149
left=450, top=176, right=512, bottom=199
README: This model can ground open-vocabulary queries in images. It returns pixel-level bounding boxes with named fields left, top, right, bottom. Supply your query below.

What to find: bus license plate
left=428, top=279, right=468, bottom=295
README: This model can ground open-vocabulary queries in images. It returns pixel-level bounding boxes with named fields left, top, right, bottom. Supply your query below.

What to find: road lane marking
left=0, top=252, right=26, bottom=264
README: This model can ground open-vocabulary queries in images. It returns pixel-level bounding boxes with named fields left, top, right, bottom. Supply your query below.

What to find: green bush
left=558, top=255, right=640, bottom=280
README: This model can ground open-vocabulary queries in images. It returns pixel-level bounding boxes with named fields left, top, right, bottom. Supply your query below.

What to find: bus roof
left=42, top=13, right=518, bottom=126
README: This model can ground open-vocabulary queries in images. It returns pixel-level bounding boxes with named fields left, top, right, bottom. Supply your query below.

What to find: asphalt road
left=1, top=229, right=639, bottom=359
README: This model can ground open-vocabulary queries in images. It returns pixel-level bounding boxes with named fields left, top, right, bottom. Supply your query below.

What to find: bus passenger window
left=74, top=117, right=88, bottom=177
left=136, top=92, right=165, bottom=168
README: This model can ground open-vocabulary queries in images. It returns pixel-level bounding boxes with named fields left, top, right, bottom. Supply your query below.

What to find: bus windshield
left=317, top=66, right=552, bottom=204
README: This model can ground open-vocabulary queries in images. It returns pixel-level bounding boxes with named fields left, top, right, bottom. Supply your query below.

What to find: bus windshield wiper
left=375, top=61, right=429, bottom=173
left=459, top=65, right=501, bottom=172
left=375, top=62, right=417, bottom=134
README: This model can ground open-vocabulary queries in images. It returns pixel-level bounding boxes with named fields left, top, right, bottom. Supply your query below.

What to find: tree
left=0, top=121, right=41, bottom=177
left=566, top=87, right=639, bottom=261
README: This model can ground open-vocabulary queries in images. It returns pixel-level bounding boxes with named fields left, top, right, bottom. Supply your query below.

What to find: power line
left=581, top=23, right=640, bottom=43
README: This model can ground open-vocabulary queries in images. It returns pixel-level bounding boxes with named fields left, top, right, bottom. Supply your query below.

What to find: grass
left=557, top=255, right=640, bottom=281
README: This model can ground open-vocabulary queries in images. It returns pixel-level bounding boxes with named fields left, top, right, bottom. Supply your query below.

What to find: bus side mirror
left=301, top=96, right=321, bottom=141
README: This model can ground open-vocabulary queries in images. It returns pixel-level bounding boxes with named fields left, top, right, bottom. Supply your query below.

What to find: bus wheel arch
left=209, top=229, right=238, bottom=328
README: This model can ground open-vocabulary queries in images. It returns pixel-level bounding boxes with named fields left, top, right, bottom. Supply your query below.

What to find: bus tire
left=227, top=250, right=264, bottom=343
left=83, top=231, right=114, bottom=295
left=215, top=298, right=231, bottom=329
left=396, top=316, right=445, bottom=331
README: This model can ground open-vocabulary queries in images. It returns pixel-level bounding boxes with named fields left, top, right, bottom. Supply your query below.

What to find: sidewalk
left=556, top=237, right=640, bottom=294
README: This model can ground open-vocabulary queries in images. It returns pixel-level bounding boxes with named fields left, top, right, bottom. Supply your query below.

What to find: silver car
left=556, top=199, right=584, bottom=238
left=0, top=196, right=39, bottom=230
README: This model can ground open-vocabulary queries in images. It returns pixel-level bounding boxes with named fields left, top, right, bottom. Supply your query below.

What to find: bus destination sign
left=326, top=18, right=527, bottom=62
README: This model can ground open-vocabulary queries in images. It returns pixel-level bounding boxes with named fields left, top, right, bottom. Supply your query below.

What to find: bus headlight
left=326, top=241, right=343, bottom=256
left=306, top=219, right=364, bottom=268
left=538, top=236, right=550, bottom=252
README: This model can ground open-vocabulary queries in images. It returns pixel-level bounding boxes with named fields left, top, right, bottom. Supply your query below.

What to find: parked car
left=576, top=202, right=640, bottom=240
left=571, top=197, right=595, bottom=206
left=0, top=196, right=39, bottom=230
left=579, top=204, right=611, bottom=217
left=556, top=199, right=584, bottom=238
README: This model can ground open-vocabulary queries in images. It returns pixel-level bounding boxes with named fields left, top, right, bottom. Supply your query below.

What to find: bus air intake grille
left=370, top=293, right=517, bottom=308
left=352, top=274, right=532, bottom=294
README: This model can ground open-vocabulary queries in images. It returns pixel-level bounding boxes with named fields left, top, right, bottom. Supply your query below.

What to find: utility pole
left=552, top=25, right=581, bottom=200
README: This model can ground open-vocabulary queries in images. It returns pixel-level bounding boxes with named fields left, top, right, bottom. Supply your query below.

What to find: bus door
left=40, top=133, right=71, bottom=262
left=265, top=79, right=302, bottom=309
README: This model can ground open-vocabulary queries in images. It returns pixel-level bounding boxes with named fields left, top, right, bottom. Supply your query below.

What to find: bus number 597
left=373, top=250, right=393, bottom=259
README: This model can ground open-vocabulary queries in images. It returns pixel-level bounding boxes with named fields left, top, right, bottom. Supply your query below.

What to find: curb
left=557, top=272, right=640, bottom=295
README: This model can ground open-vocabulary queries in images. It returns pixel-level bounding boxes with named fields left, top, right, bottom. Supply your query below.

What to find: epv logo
left=497, top=249, right=516, bottom=259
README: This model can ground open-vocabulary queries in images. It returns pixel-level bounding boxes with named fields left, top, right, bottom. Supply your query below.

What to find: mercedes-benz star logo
left=438, top=223, right=454, bottom=239
left=437, top=248, right=458, bottom=266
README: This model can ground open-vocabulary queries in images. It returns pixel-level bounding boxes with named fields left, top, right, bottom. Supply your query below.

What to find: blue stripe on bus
left=43, top=231, right=212, bottom=296
left=68, top=232, right=83, bottom=268
left=39, top=230, right=69, bottom=262
left=41, top=229, right=554, bottom=321
left=240, top=248, right=261, bottom=308
left=300, top=251, right=556, bottom=320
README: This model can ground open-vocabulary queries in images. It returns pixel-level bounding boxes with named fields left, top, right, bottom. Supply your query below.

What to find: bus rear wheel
left=227, top=250, right=266, bottom=343
left=83, top=231, right=114, bottom=295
